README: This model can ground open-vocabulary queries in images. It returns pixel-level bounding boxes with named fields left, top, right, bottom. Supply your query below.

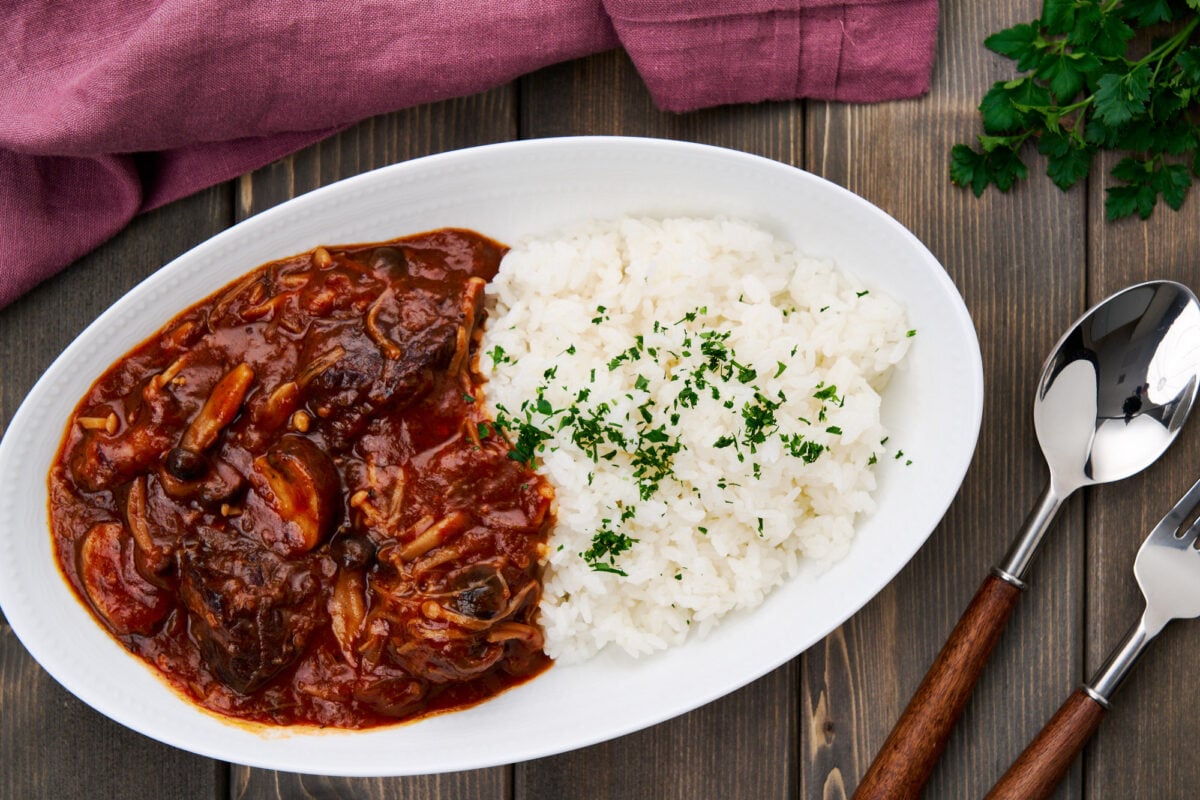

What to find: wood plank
left=803, top=1, right=1087, bottom=797
left=229, top=86, right=517, bottom=800
left=232, top=769, right=508, bottom=800
left=1084, top=157, right=1200, bottom=799
left=0, top=187, right=231, bottom=800
left=235, top=89, right=515, bottom=221
left=516, top=49, right=801, bottom=800
left=516, top=664, right=797, bottom=800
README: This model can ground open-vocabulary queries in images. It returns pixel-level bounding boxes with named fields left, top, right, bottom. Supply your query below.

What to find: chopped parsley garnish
left=483, top=303, right=888, bottom=575
left=487, top=344, right=513, bottom=365
left=582, top=520, right=638, bottom=575
left=813, top=383, right=839, bottom=401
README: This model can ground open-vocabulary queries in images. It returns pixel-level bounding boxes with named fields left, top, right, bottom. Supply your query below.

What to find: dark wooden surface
left=986, top=690, right=1108, bottom=800
left=4, top=1, right=1200, bottom=798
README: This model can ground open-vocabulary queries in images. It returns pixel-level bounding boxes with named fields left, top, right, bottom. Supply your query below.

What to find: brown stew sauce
left=48, top=229, right=554, bottom=728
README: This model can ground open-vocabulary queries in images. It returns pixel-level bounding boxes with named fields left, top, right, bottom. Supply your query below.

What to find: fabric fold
left=1, top=0, right=937, bottom=307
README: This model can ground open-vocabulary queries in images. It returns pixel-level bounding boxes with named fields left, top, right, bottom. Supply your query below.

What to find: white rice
left=479, top=217, right=911, bottom=663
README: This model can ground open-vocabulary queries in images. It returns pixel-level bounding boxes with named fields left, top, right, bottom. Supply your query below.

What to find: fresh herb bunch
left=950, top=0, right=1200, bottom=220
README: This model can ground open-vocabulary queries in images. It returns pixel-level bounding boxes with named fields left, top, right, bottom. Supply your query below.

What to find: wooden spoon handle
left=985, top=689, right=1107, bottom=800
left=853, top=574, right=1022, bottom=800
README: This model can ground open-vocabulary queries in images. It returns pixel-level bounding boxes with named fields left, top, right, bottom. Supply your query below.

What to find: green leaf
left=1038, top=132, right=1093, bottom=189
left=949, top=143, right=1028, bottom=195
left=955, top=0, right=1200, bottom=222
left=1149, top=86, right=1188, bottom=122
left=1093, top=11, right=1136, bottom=57
left=1073, top=52, right=1105, bottom=87
left=1094, top=66, right=1152, bottom=127
left=1120, top=0, right=1175, bottom=25
left=950, top=145, right=988, bottom=195
left=1084, top=114, right=1122, bottom=147
left=1009, top=77, right=1054, bottom=108
left=1175, top=47, right=1200, bottom=83
left=1111, top=156, right=1151, bottom=183
left=1042, top=0, right=1076, bottom=34
left=978, top=134, right=1023, bottom=152
left=1152, top=162, right=1192, bottom=209
left=985, top=23, right=1043, bottom=71
left=1106, top=182, right=1158, bottom=219
left=1159, top=119, right=1196, bottom=155
left=1037, top=53, right=1086, bottom=101
left=979, top=83, right=1025, bottom=133
left=1068, top=3, right=1103, bottom=47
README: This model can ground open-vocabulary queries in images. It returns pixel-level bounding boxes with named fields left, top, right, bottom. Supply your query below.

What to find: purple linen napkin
left=1, top=0, right=937, bottom=307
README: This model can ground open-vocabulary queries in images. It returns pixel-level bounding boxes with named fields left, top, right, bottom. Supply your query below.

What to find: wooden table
left=4, top=2, right=1200, bottom=798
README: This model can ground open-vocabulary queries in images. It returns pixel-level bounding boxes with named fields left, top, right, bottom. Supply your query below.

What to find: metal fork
left=985, top=476, right=1200, bottom=800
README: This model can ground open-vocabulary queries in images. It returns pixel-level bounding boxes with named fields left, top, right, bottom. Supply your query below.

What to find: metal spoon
left=855, top=280, right=1200, bottom=800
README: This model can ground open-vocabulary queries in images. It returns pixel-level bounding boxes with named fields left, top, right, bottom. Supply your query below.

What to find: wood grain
left=232, top=768, right=508, bottom=800
left=986, top=689, right=1106, bottom=800
left=235, top=88, right=515, bottom=221
left=854, top=575, right=1023, bottom=800
left=0, top=188, right=231, bottom=800
left=804, top=1, right=1087, bottom=798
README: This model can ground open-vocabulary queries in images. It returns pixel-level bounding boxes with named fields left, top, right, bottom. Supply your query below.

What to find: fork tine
left=1149, top=476, right=1200, bottom=543
left=1181, top=515, right=1200, bottom=548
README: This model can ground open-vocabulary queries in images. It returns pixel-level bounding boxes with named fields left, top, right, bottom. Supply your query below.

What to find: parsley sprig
left=951, top=0, right=1200, bottom=219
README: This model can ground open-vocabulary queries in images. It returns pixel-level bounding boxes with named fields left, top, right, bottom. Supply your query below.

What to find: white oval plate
left=0, top=137, right=982, bottom=776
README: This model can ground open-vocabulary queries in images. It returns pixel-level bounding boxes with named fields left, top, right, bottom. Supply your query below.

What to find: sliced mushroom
left=485, top=621, right=545, bottom=648
left=329, top=569, right=367, bottom=665
left=79, top=522, right=170, bottom=636
left=397, top=510, right=470, bottom=562
left=159, top=456, right=247, bottom=504
left=448, top=277, right=487, bottom=375
left=366, top=288, right=403, bottom=359
left=180, top=363, right=255, bottom=453
left=369, top=246, right=406, bottom=274
left=124, top=477, right=173, bottom=579
left=248, top=435, right=341, bottom=556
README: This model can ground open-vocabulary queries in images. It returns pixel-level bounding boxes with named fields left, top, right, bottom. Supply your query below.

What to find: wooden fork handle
left=853, top=574, right=1022, bottom=800
left=985, top=689, right=1107, bottom=800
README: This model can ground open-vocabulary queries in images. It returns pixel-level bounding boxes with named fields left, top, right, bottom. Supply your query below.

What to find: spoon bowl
left=1035, top=281, right=1200, bottom=495
left=855, top=280, right=1200, bottom=800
